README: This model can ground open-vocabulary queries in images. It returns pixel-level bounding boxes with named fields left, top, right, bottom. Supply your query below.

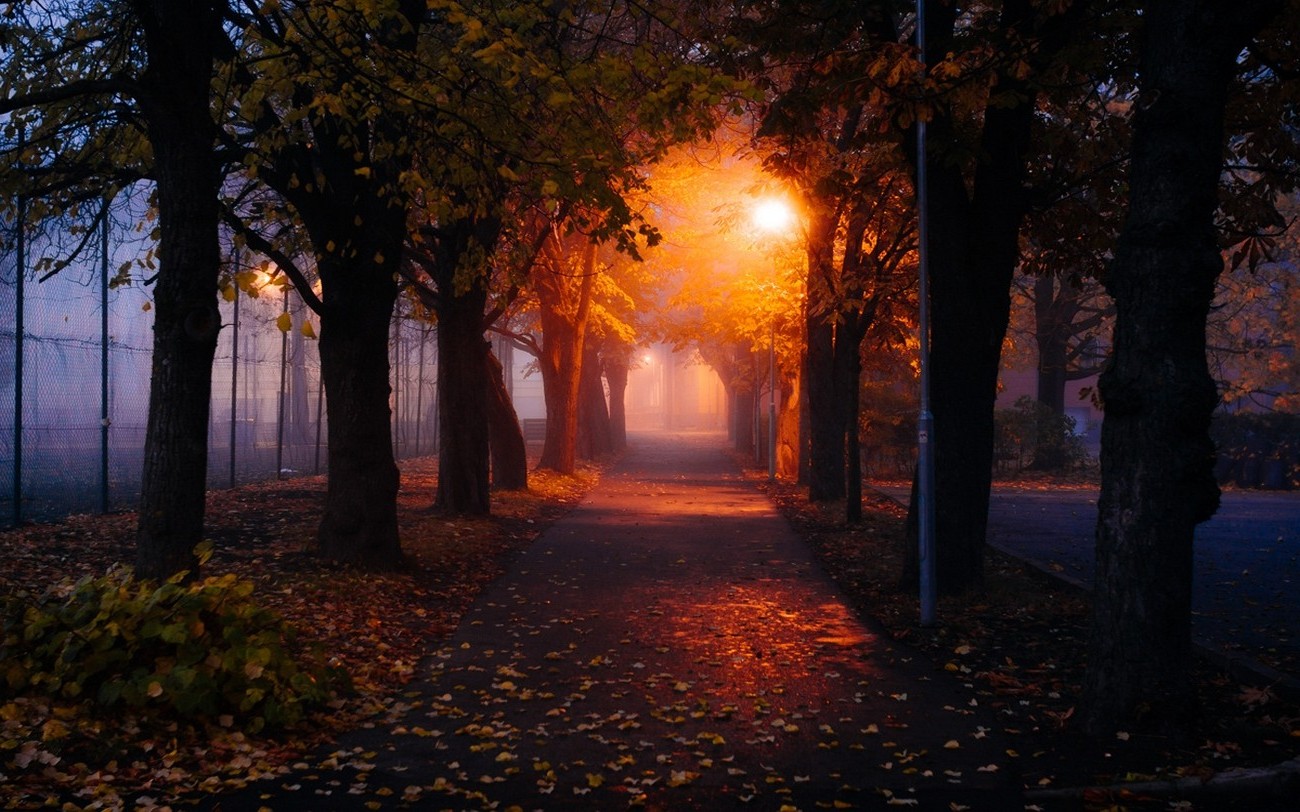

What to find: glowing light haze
left=752, top=197, right=795, bottom=233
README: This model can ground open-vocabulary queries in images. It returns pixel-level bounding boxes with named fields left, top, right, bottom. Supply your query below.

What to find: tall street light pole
left=916, top=0, right=938, bottom=626
left=769, top=319, right=776, bottom=481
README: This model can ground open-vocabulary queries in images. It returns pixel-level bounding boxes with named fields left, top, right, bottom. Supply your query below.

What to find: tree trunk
left=731, top=383, right=756, bottom=454
left=537, top=240, right=596, bottom=474
left=777, top=372, right=801, bottom=478
left=132, top=0, right=222, bottom=580
left=317, top=267, right=402, bottom=565
left=577, top=342, right=613, bottom=459
left=901, top=0, right=1038, bottom=594
left=840, top=331, right=864, bottom=524
left=1033, top=274, right=1071, bottom=416
left=805, top=214, right=845, bottom=502
left=806, top=316, right=843, bottom=501
left=605, top=353, right=629, bottom=452
left=435, top=282, right=491, bottom=513
left=1082, top=0, right=1281, bottom=737
left=487, top=349, right=527, bottom=491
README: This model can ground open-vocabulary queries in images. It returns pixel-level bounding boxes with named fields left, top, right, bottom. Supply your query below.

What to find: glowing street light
left=753, top=197, right=796, bottom=233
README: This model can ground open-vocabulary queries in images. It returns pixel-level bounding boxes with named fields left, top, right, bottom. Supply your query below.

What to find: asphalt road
left=878, top=483, right=1300, bottom=683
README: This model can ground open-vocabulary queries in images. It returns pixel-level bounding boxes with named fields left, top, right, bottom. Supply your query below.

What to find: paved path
left=206, top=432, right=1025, bottom=810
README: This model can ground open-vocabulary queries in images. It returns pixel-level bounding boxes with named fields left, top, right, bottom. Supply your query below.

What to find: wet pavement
left=204, top=432, right=1028, bottom=810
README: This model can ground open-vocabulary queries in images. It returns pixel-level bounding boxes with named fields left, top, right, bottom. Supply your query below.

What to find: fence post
left=229, top=250, right=240, bottom=489
left=276, top=285, right=288, bottom=479
left=12, top=129, right=25, bottom=527
left=100, top=198, right=110, bottom=513
left=314, top=368, right=324, bottom=475
left=414, top=323, right=426, bottom=456
left=391, top=309, right=402, bottom=458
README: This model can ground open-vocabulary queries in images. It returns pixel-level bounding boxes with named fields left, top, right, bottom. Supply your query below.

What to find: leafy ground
left=1, top=453, right=1297, bottom=810
left=757, top=467, right=1300, bottom=810
left=0, top=458, right=598, bottom=810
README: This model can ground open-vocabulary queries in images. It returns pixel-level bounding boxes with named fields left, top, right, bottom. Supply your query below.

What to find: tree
left=767, top=145, right=917, bottom=520
left=1002, top=271, right=1112, bottom=469
left=402, top=0, right=737, bottom=495
left=1207, top=196, right=1300, bottom=411
left=727, top=0, right=1094, bottom=586
left=128, top=0, right=228, bottom=579
left=902, top=0, right=1099, bottom=592
left=2, top=0, right=230, bottom=579
left=222, top=0, right=427, bottom=566
left=533, top=233, right=598, bottom=474
left=1081, top=0, right=1287, bottom=736
left=486, top=348, right=528, bottom=490
left=1008, top=75, right=1129, bottom=467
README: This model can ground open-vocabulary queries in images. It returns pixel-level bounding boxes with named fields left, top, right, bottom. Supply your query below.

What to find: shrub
left=1210, top=410, right=1300, bottom=488
left=995, top=396, right=1088, bottom=473
left=0, top=552, right=347, bottom=733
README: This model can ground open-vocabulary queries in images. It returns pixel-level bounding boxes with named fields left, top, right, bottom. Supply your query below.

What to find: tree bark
left=435, top=281, right=491, bottom=513
left=131, top=0, right=222, bottom=580
left=605, top=352, right=629, bottom=452
left=251, top=0, right=426, bottom=566
left=805, top=217, right=846, bottom=502
left=841, top=334, right=864, bottom=524
left=577, top=342, right=613, bottom=459
left=487, top=349, right=527, bottom=491
left=317, top=266, right=402, bottom=565
left=537, top=239, right=596, bottom=474
left=731, top=383, right=756, bottom=454
left=1081, top=0, right=1282, bottom=737
left=777, top=372, right=801, bottom=478
left=1034, top=273, right=1071, bottom=416
left=902, top=0, right=1039, bottom=595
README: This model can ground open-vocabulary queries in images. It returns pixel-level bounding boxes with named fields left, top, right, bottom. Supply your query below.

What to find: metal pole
left=275, top=286, right=288, bottom=478
left=100, top=199, right=110, bottom=513
left=768, top=321, right=776, bottom=480
left=12, top=129, right=25, bottom=527
left=916, top=0, right=938, bottom=626
left=391, top=309, right=400, bottom=458
left=229, top=256, right=240, bottom=489
left=314, top=362, right=325, bottom=474
left=414, top=323, right=426, bottom=456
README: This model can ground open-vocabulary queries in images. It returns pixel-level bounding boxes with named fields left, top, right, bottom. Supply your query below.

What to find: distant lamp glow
left=752, top=198, right=795, bottom=233
left=643, top=354, right=654, bottom=364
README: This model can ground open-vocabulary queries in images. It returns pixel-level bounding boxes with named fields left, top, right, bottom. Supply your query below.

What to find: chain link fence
left=1, top=205, right=439, bottom=528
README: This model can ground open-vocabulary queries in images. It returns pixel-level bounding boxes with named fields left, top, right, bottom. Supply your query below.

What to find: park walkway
left=206, top=431, right=1026, bottom=810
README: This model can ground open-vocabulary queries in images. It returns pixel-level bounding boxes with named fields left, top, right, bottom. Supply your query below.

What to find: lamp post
left=916, top=0, right=938, bottom=626
left=768, top=319, right=776, bottom=481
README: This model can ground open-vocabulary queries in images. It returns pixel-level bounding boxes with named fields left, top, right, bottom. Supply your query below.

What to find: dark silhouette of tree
left=1082, top=0, right=1286, bottom=736
left=2, top=1, right=231, bottom=579
left=221, top=0, right=427, bottom=567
